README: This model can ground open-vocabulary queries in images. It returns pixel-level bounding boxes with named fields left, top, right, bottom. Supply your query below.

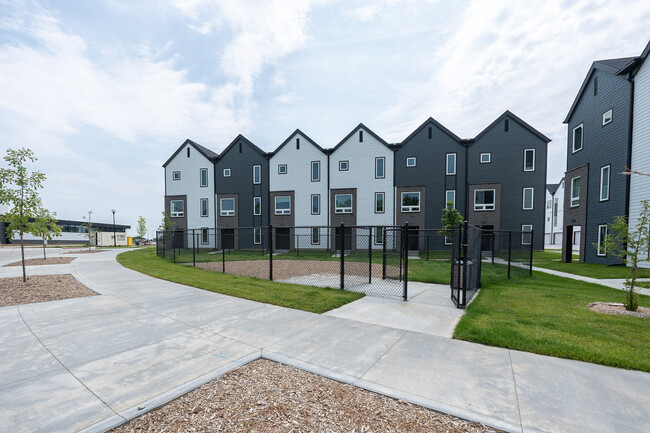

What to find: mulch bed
left=111, top=359, right=501, bottom=433
left=0, top=274, right=97, bottom=307
left=588, top=302, right=650, bottom=318
left=4, top=257, right=76, bottom=267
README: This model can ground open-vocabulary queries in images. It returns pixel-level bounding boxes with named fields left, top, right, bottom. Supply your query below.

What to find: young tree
left=597, top=200, right=650, bottom=311
left=159, top=211, right=175, bottom=231
left=32, top=201, right=62, bottom=259
left=136, top=215, right=147, bottom=239
left=441, top=202, right=464, bottom=243
left=0, top=148, right=47, bottom=282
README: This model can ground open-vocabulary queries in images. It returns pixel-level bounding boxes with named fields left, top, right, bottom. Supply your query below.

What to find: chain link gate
left=451, top=222, right=483, bottom=308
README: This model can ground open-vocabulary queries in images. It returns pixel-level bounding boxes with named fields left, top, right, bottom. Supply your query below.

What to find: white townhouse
left=163, top=139, right=218, bottom=248
left=269, top=130, right=329, bottom=249
left=328, top=124, right=395, bottom=249
left=544, top=178, right=564, bottom=247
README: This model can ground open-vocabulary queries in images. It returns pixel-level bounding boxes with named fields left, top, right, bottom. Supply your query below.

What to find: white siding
left=631, top=58, right=650, bottom=267
left=544, top=180, right=564, bottom=247
left=165, top=144, right=216, bottom=248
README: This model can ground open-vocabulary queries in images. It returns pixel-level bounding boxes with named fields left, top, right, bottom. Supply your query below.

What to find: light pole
left=111, top=209, right=116, bottom=247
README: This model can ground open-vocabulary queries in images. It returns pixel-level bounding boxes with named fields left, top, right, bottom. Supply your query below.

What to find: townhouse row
left=163, top=110, right=550, bottom=251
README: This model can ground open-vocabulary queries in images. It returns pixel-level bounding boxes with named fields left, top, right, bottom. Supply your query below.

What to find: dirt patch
left=63, top=249, right=105, bottom=254
left=588, top=302, right=650, bottom=318
left=0, top=274, right=97, bottom=307
left=111, top=359, right=501, bottom=433
left=195, top=259, right=396, bottom=282
left=4, top=257, right=76, bottom=267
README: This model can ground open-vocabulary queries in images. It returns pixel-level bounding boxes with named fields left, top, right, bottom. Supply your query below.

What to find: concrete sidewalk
left=0, top=250, right=648, bottom=433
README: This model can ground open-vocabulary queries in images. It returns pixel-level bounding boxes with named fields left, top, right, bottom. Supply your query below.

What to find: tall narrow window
left=572, top=124, right=583, bottom=153
left=597, top=225, right=607, bottom=256
left=253, top=165, right=261, bottom=184
left=311, top=194, right=320, bottom=215
left=521, top=225, right=533, bottom=245
left=239, top=142, right=242, bottom=153
left=375, top=192, right=385, bottom=213
left=311, top=227, right=320, bottom=245
left=375, top=157, right=385, bottom=179
left=359, top=130, right=363, bottom=142
left=201, top=228, right=209, bottom=244
left=553, top=198, right=558, bottom=227
left=253, top=197, right=261, bottom=215
left=445, top=190, right=456, bottom=209
left=187, top=147, right=190, bottom=157
left=254, top=228, right=262, bottom=245
left=275, top=196, right=291, bottom=215
left=200, top=168, right=208, bottom=187
left=296, top=138, right=300, bottom=149
left=524, top=149, right=535, bottom=172
left=571, top=177, right=580, bottom=207
left=446, top=153, right=456, bottom=175
left=200, top=198, right=209, bottom=217
left=311, top=161, right=320, bottom=181
left=375, top=226, right=384, bottom=245
left=523, top=187, right=534, bottom=210
left=600, top=165, right=610, bottom=201
left=428, top=126, right=432, bottom=139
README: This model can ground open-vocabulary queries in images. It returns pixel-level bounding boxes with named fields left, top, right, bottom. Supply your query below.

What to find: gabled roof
left=162, top=139, right=219, bottom=167
left=399, top=117, right=462, bottom=147
left=546, top=177, right=564, bottom=195
left=329, top=123, right=391, bottom=153
left=617, top=40, right=650, bottom=76
left=217, top=134, right=269, bottom=160
left=472, top=110, right=551, bottom=143
left=272, top=129, right=327, bottom=156
left=563, top=57, right=636, bottom=123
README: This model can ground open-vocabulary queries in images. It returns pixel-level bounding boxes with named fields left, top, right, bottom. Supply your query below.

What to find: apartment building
left=545, top=178, right=564, bottom=247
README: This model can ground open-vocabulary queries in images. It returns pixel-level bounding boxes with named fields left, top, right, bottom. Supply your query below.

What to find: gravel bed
left=588, top=302, right=650, bottom=318
left=0, top=274, right=97, bottom=307
left=4, top=257, right=76, bottom=267
left=111, top=359, right=501, bottom=433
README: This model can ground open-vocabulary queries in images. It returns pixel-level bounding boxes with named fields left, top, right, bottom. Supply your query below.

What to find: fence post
left=507, top=231, right=512, bottom=279
left=426, top=233, right=430, bottom=261
left=340, top=223, right=345, bottom=290
left=368, top=227, right=372, bottom=284
left=529, top=229, right=534, bottom=275
left=156, top=231, right=159, bottom=257
left=382, top=228, right=387, bottom=279
left=193, top=230, right=196, bottom=267
left=491, top=231, right=495, bottom=264
left=269, top=225, right=273, bottom=281
left=221, top=229, right=225, bottom=273
left=403, top=223, right=409, bottom=301
left=462, top=221, right=468, bottom=307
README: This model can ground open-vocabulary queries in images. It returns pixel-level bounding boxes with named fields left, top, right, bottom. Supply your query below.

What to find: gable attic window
left=428, top=126, right=432, bottom=139
left=602, top=109, right=613, bottom=126
left=359, top=130, right=363, bottom=142
left=594, top=76, right=598, bottom=96
left=296, top=138, right=300, bottom=149
left=505, top=118, right=509, bottom=132
left=187, top=147, right=190, bottom=157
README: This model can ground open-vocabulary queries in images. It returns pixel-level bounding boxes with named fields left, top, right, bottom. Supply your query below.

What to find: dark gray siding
left=565, top=69, right=631, bottom=264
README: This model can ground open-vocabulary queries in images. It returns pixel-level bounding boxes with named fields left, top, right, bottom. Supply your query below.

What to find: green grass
left=531, top=257, right=650, bottom=279
left=454, top=271, right=650, bottom=372
left=635, top=280, right=650, bottom=288
left=116, top=248, right=363, bottom=313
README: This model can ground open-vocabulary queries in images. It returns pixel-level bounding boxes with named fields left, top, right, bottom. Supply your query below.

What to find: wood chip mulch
left=0, top=274, right=97, bottom=307
left=4, top=257, right=76, bottom=267
left=588, top=302, right=650, bottom=318
left=111, top=359, right=501, bottom=433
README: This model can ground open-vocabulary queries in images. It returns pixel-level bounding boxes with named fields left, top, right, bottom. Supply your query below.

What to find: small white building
left=544, top=178, right=564, bottom=247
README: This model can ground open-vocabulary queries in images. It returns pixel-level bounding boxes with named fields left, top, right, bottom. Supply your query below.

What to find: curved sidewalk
left=0, top=250, right=648, bottom=433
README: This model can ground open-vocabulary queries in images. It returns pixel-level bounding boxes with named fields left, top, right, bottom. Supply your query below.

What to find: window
left=553, top=198, right=558, bottom=227
left=187, top=147, right=190, bottom=157
left=200, top=168, right=208, bottom=187
left=296, top=138, right=300, bottom=149
left=311, top=194, right=320, bottom=215
left=170, top=200, right=184, bottom=217
left=446, top=153, right=456, bottom=175
left=201, top=228, right=209, bottom=244
left=505, top=118, right=509, bottom=132
left=223, top=168, right=231, bottom=177
left=335, top=194, right=352, bottom=214
left=375, top=226, right=384, bottom=245
left=521, top=224, right=533, bottom=245
left=311, top=227, right=320, bottom=245
left=444, top=235, right=452, bottom=245
left=446, top=190, right=456, bottom=209
left=547, top=200, right=552, bottom=209
left=571, top=177, right=580, bottom=207
left=594, top=76, right=598, bottom=96
left=572, top=124, right=583, bottom=153
left=375, top=157, right=385, bottom=179
left=602, top=109, right=613, bottom=126
left=339, top=160, right=349, bottom=171
left=253, top=197, right=261, bottom=215
left=375, top=192, right=385, bottom=213
left=600, top=165, right=610, bottom=201
left=428, top=126, right=432, bottom=139
left=597, top=225, right=607, bottom=256
left=275, top=196, right=291, bottom=215
left=220, top=198, right=235, bottom=216
left=401, top=192, right=420, bottom=212
left=406, top=157, right=416, bottom=167
left=523, top=187, right=534, bottom=210
left=278, top=164, right=287, bottom=174
left=524, top=149, right=535, bottom=172
left=253, top=165, right=261, bottom=184
left=311, top=161, right=320, bottom=181
left=254, top=228, right=262, bottom=245
left=480, top=153, right=491, bottom=163
left=359, top=130, right=363, bottom=142
left=200, top=198, right=209, bottom=217
left=172, top=171, right=181, bottom=181
left=474, top=189, right=495, bottom=211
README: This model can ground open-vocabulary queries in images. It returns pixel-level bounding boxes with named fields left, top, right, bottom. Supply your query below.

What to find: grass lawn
left=635, top=280, right=650, bottom=288
left=454, top=271, right=650, bottom=372
left=116, top=248, right=363, bottom=313
left=530, top=250, right=650, bottom=279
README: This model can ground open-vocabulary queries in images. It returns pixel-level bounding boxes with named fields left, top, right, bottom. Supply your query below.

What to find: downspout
left=464, top=141, right=470, bottom=220
left=327, top=153, right=330, bottom=227
left=625, top=74, right=635, bottom=221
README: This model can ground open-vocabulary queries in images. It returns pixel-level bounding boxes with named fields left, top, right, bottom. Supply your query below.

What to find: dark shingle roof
left=162, top=139, right=218, bottom=167
left=546, top=177, right=564, bottom=195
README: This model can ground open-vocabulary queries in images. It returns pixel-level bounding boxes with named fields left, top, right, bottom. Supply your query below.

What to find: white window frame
left=375, top=192, right=385, bottom=214
left=254, top=228, right=262, bottom=245
left=597, top=224, right=607, bottom=256
left=401, top=191, right=420, bottom=212
left=201, top=228, right=209, bottom=244
left=311, top=227, right=320, bottom=245
left=220, top=198, right=235, bottom=216
left=253, top=165, right=261, bottom=184
left=521, top=224, right=533, bottom=245
left=600, top=165, right=610, bottom=202
left=602, top=109, right=613, bottom=126
left=375, top=157, right=385, bottom=179
left=278, top=164, right=287, bottom=175
left=445, top=190, right=456, bottom=209
left=253, top=196, right=261, bottom=216
left=223, top=168, right=231, bottom=177
left=200, top=168, right=208, bottom=187
left=474, top=189, right=496, bottom=211
left=524, top=149, right=535, bottom=172
left=170, top=200, right=184, bottom=217
left=375, top=226, right=384, bottom=245
left=200, top=198, right=209, bottom=217
left=446, top=153, right=456, bottom=175
left=334, top=194, right=353, bottom=214
left=339, top=160, right=349, bottom=171
left=311, top=161, right=320, bottom=182
left=406, top=157, right=416, bottom=167
left=274, top=196, right=291, bottom=215
left=311, top=194, right=320, bottom=215
left=553, top=197, right=559, bottom=227
left=570, top=177, right=580, bottom=207
left=480, top=153, right=491, bottom=163
left=572, top=124, right=583, bottom=153
left=522, top=187, right=534, bottom=210
left=172, top=171, right=181, bottom=181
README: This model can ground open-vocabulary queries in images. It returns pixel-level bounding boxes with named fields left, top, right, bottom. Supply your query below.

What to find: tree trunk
left=20, top=228, right=26, bottom=283
left=43, top=237, right=47, bottom=260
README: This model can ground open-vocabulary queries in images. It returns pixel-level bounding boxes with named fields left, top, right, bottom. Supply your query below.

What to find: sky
left=0, top=0, right=649, bottom=237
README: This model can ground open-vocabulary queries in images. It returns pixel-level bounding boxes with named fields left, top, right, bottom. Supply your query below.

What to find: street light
left=111, top=209, right=116, bottom=247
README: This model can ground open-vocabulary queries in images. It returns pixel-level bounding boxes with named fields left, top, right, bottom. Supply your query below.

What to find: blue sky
left=1, top=0, right=649, bottom=236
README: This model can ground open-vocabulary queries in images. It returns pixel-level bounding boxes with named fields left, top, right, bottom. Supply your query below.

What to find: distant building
left=544, top=178, right=564, bottom=247
left=0, top=217, right=130, bottom=245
